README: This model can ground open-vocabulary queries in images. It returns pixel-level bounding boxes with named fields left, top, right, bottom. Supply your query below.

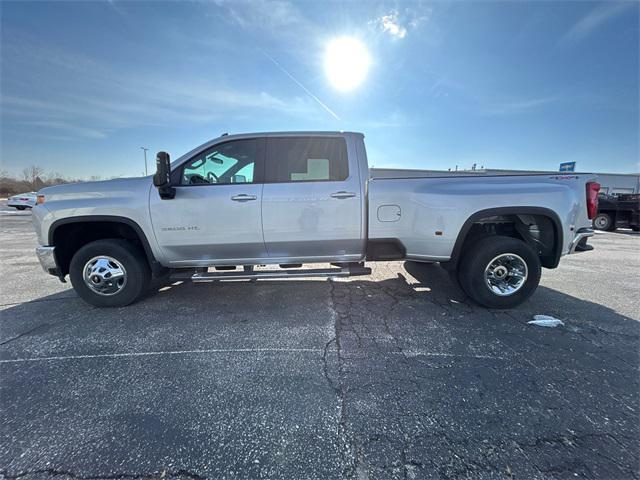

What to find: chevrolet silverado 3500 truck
left=33, top=132, right=600, bottom=308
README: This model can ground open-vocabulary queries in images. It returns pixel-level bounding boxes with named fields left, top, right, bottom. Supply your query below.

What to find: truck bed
left=367, top=171, right=596, bottom=262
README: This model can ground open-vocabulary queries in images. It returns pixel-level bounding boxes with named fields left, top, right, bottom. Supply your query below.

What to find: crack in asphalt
left=322, top=336, right=339, bottom=393
left=0, top=296, right=78, bottom=309
left=0, top=309, right=94, bottom=346
left=326, top=273, right=444, bottom=480
left=0, top=469, right=205, bottom=480
left=375, top=282, right=419, bottom=480
left=0, top=324, right=51, bottom=346
left=2, top=259, right=638, bottom=479
left=326, top=278, right=362, bottom=480
left=319, top=266, right=639, bottom=479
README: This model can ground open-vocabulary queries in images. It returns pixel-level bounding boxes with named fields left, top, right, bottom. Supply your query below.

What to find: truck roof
left=217, top=131, right=364, bottom=139
left=171, top=131, right=364, bottom=167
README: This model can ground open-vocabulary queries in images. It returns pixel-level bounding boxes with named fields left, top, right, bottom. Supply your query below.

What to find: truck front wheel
left=458, top=236, right=541, bottom=309
left=69, top=239, right=150, bottom=307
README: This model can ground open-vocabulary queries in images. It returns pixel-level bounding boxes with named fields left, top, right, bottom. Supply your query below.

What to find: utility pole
left=140, top=147, right=150, bottom=176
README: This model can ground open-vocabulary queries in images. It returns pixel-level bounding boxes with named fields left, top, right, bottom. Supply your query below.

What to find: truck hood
left=38, top=176, right=152, bottom=202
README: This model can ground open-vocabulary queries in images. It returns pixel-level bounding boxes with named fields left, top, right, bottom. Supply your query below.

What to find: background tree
left=21, top=165, right=45, bottom=190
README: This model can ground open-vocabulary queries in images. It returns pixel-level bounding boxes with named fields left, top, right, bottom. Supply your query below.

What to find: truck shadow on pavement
left=1, top=263, right=638, bottom=479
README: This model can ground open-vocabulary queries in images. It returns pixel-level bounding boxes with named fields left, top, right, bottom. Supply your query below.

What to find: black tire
left=631, top=226, right=640, bottom=232
left=458, top=236, right=541, bottom=309
left=593, top=213, right=614, bottom=231
left=15, top=206, right=25, bottom=211
left=69, top=239, right=150, bottom=307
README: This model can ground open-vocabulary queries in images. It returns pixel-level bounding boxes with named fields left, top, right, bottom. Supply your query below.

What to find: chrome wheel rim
left=83, top=256, right=127, bottom=296
left=484, top=253, right=528, bottom=296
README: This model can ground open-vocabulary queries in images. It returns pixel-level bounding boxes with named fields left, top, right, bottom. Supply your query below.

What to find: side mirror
left=153, top=151, right=170, bottom=187
left=231, top=174, right=246, bottom=184
left=153, top=151, right=176, bottom=199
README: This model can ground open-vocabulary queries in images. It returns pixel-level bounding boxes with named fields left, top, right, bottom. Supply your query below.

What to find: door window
left=181, top=139, right=258, bottom=185
left=265, top=137, right=348, bottom=183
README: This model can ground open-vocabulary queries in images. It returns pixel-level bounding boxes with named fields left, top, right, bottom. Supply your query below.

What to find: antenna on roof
left=221, top=132, right=228, bottom=136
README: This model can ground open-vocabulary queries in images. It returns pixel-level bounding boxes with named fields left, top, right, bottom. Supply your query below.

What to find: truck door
left=149, top=138, right=268, bottom=265
left=261, top=135, right=363, bottom=261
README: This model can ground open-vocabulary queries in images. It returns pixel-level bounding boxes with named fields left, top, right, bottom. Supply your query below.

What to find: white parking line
left=401, top=350, right=505, bottom=361
left=0, top=347, right=325, bottom=364
left=0, top=348, right=506, bottom=364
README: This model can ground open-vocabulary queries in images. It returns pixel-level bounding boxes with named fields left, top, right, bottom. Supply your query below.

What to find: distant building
left=592, top=173, right=639, bottom=195
left=370, top=168, right=640, bottom=195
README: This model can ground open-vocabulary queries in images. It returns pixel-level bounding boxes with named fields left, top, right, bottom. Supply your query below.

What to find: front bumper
left=569, top=228, right=594, bottom=254
left=36, top=246, right=61, bottom=276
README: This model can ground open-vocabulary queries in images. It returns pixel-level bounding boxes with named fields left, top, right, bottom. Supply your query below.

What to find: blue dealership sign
left=559, top=161, right=576, bottom=172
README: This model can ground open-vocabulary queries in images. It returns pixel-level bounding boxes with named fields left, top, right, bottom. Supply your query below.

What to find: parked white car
left=7, top=192, right=37, bottom=210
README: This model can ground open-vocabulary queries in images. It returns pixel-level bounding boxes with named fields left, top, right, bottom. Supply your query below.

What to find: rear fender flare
left=448, top=207, right=563, bottom=269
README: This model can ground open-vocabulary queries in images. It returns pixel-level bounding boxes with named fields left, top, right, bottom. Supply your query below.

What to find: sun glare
left=324, top=36, right=371, bottom=92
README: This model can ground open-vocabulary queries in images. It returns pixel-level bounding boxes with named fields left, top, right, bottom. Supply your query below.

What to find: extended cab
left=33, top=132, right=599, bottom=308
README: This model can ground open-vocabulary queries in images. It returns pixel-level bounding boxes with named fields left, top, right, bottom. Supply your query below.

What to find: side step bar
left=188, top=265, right=371, bottom=283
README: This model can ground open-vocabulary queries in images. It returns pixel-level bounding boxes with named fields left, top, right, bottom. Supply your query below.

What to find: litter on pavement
left=528, top=315, right=565, bottom=328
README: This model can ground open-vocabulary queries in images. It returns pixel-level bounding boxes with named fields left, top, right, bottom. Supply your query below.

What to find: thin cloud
left=1, top=35, right=319, bottom=140
left=15, top=120, right=109, bottom=139
left=211, top=0, right=313, bottom=40
left=2, top=84, right=316, bottom=139
left=379, top=13, right=407, bottom=39
left=480, top=96, right=560, bottom=116
left=371, top=8, right=431, bottom=40
left=559, top=1, right=636, bottom=45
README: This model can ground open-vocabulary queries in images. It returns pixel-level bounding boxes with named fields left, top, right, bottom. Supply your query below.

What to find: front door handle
left=330, top=191, right=356, bottom=199
left=231, top=194, right=257, bottom=202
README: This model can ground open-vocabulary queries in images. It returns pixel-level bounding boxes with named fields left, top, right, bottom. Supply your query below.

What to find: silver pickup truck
left=32, top=131, right=600, bottom=308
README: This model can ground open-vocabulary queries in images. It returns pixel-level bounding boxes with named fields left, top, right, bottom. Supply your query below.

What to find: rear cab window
left=265, top=137, right=348, bottom=183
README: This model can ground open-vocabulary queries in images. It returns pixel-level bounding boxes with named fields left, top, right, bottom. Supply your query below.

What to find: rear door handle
left=330, top=191, right=356, bottom=199
left=231, top=194, right=257, bottom=202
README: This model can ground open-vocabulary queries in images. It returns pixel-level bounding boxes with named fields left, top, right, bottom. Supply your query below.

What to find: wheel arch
left=448, top=207, right=564, bottom=270
left=49, top=216, right=158, bottom=276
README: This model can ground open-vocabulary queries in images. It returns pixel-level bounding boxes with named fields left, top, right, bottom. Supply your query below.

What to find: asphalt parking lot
left=1, top=203, right=639, bottom=480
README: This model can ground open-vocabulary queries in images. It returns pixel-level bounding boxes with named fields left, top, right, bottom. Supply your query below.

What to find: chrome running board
left=189, top=265, right=371, bottom=283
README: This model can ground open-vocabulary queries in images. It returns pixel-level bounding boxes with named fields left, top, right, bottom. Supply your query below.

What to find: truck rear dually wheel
left=458, top=236, right=541, bottom=309
left=69, top=239, right=150, bottom=307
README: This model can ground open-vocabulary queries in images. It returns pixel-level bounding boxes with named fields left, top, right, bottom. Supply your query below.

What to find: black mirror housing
left=153, top=151, right=176, bottom=199
left=153, top=151, right=171, bottom=187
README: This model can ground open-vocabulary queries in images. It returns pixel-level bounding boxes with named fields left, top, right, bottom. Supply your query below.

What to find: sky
left=1, top=0, right=638, bottom=178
